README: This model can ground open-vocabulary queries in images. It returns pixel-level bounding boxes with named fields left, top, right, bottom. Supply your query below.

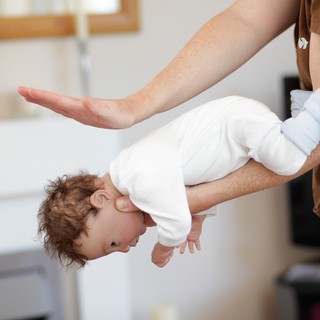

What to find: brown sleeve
left=311, top=0, right=320, bottom=34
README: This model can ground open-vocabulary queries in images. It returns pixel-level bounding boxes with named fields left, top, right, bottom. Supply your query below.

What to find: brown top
left=294, top=0, right=320, bottom=215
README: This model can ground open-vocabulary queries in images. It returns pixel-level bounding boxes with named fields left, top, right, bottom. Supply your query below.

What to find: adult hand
left=17, top=86, right=144, bottom=129
left=115, top=184, right=216, bottom=218
left=115, top=195, right=156, bottom=227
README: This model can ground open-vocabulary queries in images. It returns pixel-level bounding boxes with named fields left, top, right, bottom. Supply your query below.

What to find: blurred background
left=0, top=0, right=320, bottom=319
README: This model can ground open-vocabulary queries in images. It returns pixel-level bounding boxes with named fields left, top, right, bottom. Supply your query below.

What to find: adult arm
left=187, top=147, right=320, bottom=214
left=310, top=32, right=320, bottom=90
left=116, top=145, right=320, bottom=215
left=188, top=28, right=320, bottom=213
left=18, top=0, right=300, bottom=129
left=115, top=30, right=320, bottom=215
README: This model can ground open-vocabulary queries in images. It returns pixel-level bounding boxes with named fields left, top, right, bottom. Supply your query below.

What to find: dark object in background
left=284, top=76, right=320, bottom=248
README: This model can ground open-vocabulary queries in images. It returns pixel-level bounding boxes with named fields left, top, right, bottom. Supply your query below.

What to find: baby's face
left=75, top=199, right=146, bottom=261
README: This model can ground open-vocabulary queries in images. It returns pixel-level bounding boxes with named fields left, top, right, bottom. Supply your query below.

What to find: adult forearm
left=133, top=0, right=300, bottom=123
left=187, top=144, right=320, bottom=214
left=310, top=32, right=320, bottom=90
left=137, top=11, right=258, bottom=118
left=17, top=1, right=299, bottom=130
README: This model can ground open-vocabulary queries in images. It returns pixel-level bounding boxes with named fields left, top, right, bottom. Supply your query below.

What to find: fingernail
left=116, top=198, right=130, bottom=211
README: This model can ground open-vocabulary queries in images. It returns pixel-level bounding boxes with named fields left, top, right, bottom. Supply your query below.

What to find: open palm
left=18, top=86, right=138, bottom=129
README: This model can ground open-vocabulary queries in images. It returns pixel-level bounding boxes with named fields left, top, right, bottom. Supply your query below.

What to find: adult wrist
left=125, top=88, right=158, bottom=125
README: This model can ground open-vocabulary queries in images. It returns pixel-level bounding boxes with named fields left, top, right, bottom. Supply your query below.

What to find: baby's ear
left=90, top=190, right=112, bottom=209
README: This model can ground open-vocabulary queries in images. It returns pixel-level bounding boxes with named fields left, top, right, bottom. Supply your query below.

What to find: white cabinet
left=0, top=117, right=132, bottom=320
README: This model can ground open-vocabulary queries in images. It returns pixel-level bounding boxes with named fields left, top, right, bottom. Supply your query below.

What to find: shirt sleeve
left=311, top=0, right=320, bottom=35
left=118, top=165, right=192, bottom=247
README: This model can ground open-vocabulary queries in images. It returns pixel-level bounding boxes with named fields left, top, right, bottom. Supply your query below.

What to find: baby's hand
left=151, top=242, right=174, bottom=268
left=177, top=215, right=206, bottom=254
left=177, top=238, right=201, bottom=254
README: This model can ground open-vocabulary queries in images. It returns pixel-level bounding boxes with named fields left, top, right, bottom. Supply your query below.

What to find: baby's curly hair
left=38, top=171, right=103, bottom=268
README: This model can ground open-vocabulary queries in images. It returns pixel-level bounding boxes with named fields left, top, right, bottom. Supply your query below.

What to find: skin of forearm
left=187, top=144, right=320, bottom=214
left=310, top=32, right=320, bottom=90
left=131, top=0, right=300, bottom=123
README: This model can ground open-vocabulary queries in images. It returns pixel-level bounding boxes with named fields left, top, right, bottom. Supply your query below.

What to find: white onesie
left=109, top=96, right=307, bottom=247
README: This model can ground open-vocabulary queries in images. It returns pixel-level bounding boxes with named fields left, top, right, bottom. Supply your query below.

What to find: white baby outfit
left=109, top=96, right=307, bottom=247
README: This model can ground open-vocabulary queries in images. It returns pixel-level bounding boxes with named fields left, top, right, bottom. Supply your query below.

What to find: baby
left=38, top=90, right=320, bottom=268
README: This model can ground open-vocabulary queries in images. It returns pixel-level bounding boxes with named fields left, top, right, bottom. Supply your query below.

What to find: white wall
left=1, top=1, right=320, bottom=320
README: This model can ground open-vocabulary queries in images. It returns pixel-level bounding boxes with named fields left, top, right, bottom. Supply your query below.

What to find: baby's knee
left=256, top=124, right=307, bottom=175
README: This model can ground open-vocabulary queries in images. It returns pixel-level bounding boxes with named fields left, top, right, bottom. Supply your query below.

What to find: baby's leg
left=290, top=90, right=313, bottom=117
left=255, top=123, right=307, bottom=176
left=281, top=89, right=320, bottom=155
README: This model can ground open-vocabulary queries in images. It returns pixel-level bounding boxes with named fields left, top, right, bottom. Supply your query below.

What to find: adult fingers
left=18, top=87, right=83, bottom=116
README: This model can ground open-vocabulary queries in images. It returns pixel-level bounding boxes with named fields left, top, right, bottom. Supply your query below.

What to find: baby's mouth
left=131, top=238, right=139, bottom=247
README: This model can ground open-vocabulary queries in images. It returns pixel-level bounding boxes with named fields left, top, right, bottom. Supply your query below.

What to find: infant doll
left=38, top=90, right=320, bottom=268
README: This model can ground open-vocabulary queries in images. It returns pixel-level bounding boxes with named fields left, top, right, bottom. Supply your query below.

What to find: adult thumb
left=115, top=195, right=139, bottom=212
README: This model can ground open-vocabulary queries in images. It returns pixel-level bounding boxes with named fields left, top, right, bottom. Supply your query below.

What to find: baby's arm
left=177, top=214, right=206, bottom=254
left=152, top=214, right=207, bottom=266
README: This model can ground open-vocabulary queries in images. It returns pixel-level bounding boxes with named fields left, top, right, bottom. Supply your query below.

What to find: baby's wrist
left=192, top=214, right=206, bottom=225
left=156, top=242, right=175, bottom=252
